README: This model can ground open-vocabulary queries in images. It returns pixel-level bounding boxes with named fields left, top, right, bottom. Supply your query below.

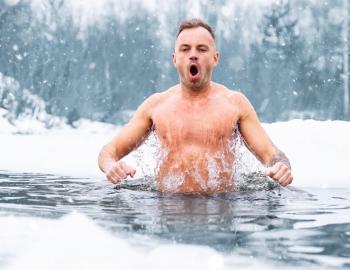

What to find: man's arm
left=98, top=95, right=157, bottom=184
left=235, top=93, right=293, bottom=186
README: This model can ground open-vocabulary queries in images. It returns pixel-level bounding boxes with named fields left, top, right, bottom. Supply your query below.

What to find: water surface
left=0, top=171, right=350, bottom=269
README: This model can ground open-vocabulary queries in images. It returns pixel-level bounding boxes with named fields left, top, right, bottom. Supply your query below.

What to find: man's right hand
left=105, top=160, right=136, bottom=184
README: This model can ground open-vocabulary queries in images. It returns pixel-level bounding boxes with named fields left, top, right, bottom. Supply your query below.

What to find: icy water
left=1, top=171, right=350, bottom=269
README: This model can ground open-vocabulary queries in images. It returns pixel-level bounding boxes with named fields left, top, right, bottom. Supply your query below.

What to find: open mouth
left=190, top=65, right=199, bottom=76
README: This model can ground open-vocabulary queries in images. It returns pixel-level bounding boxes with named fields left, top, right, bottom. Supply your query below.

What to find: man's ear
left=172, top=53, right=176, bottom=66
left=213, top=51, right=219, bottom=67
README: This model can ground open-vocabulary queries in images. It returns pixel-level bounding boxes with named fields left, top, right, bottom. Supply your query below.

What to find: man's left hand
left=266, top=162, right=293, bottom=187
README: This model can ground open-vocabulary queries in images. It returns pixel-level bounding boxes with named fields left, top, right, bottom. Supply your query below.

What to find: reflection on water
left=0, top=171, right=350, bottom=268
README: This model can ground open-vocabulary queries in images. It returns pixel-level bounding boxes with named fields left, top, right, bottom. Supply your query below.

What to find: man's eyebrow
left=179, top=44, right=209, bottom=48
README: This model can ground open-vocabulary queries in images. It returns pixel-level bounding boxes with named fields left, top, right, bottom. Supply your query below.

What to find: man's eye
left=181, top=48, right=189, bottom=52
left=199, top=48, right=208, bottom=52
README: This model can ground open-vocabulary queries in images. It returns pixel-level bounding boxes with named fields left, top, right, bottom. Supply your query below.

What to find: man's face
left=173, top=27, right=219, bottom=90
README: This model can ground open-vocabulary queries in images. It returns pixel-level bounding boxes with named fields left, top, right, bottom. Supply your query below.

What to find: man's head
left=176, top=18, right=216, bottom=43
left=173, top=18, right=219, bottom=91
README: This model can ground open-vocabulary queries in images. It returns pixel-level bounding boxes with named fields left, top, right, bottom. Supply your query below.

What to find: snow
left=2, top=212, right=225, bottom=270
left=0, top=116, right=118, bottom=180
left=1, top=212, right=282, bottom=270
left=1, top=114, right=348, bottom=270
left=263, top=120, right=350, bottom=188
left=0, top=115, right=349, bottom=188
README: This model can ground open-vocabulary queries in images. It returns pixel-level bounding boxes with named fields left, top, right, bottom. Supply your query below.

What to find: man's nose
left=189, top=49, right=198, bottom=60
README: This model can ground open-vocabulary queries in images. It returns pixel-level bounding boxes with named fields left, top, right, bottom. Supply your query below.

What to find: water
left=1, top=171, right=350, bottom=269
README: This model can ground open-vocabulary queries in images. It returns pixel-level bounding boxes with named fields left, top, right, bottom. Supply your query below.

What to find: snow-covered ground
left=1, top=112, right=349, bottom=188
left=1, top=212, right=285, bottom=270
left=263, top=119, right=350, bottom=188
left=1, top=115, right=350, bottom=270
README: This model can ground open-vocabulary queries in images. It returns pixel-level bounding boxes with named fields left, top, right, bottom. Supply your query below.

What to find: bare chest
left=152, top=100, right=239, bottom=146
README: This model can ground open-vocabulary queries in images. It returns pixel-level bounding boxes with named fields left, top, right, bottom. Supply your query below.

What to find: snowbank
left=1, top=115, right=349, bottom=188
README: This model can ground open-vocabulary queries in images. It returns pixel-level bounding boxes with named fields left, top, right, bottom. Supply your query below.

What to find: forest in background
left=0, top=0, right=349, bottom=124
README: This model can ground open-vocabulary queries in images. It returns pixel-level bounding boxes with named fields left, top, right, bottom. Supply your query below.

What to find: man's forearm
left=268, top=149, right=291, bottom=169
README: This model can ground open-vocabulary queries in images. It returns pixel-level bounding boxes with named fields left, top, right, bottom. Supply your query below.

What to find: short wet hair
left=176, top=18, right=215, bottom=41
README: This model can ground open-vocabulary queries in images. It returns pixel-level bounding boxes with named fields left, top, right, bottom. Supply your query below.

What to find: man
left=98, top=18, right=293, bottom=194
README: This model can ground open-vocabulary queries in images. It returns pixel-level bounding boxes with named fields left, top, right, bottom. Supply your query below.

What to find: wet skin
left=152, top=84, right=238, bottom=193
left=98, top=26, right=293, bottom=194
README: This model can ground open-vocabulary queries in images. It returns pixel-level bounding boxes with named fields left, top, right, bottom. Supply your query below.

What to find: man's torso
left=149, top=83, right=241, bottom=193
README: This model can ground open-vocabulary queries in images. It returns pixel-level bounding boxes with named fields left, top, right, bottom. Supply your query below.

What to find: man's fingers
left=116, top=162, right=128, bottom=179
left=106, top=162, right=129, bottom=184
left=265, top=164, right=280, bottom=177
left=273, top=165, right=288, bottom=181
left=283, top=174, right=293, bottom=186
left=108, top=161, right=136, bottom=183
left=266, top=162, right=293, bottom=186
left=107, top=170, right=123, bottom=184
left=129, top=169, right=136, bottom=177
left=120, top=161, right=136, bottom=178
left=266, top=167, right=273, bottom=177
left=278, top=172, right=291, bottom=186
left=105, top=160, right=137, bottom=185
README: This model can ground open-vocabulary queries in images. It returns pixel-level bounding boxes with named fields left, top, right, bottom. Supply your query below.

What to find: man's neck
left=180, top=81, right=212, bottom=100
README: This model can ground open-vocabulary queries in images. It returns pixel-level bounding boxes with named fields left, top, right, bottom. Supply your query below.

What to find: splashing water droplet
left=130, top=129, right=278, bottom=193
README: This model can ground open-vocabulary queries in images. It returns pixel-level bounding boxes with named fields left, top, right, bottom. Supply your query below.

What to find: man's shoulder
left=145, top=85, right=178, bottom=103
left=214, top=83, right=249, bottom=103
left=213, top=83, right=255, bottom=119
left=139, top=85, right=179, bottom=112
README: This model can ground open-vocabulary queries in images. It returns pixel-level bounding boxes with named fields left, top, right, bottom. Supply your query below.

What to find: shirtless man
left=98, top=18, right=293, bottom=194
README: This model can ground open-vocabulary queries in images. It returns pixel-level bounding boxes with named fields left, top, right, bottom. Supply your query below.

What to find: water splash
left=130, top=132, right=166, bottom=183
left=230, top=129, right=274, bottom=191
left=125, top=129, right=277, bottom=193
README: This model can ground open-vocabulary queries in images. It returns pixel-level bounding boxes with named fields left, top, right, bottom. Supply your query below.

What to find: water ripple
left=0, top=171, right=349, bottom=268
